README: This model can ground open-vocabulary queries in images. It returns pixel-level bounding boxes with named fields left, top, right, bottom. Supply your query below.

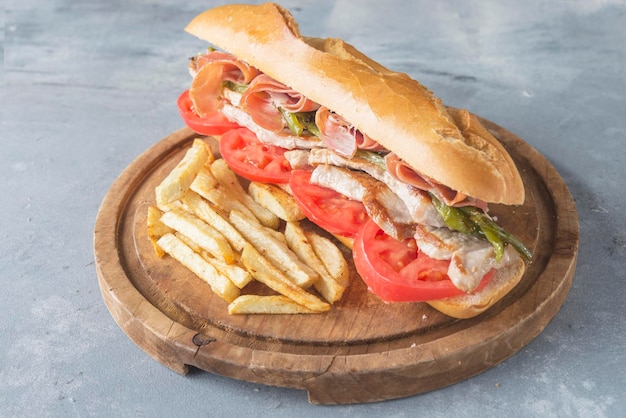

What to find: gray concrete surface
left=2, top=0, right=625, bottom=416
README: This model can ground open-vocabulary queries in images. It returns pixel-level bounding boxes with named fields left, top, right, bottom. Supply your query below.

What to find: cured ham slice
left=386, top=153, right=488, bottom=211
left=315, top=106, right=384, bottom=158
left=240, top=74, right=320, bottom=132
left=189, top=51, right=259, bottom=115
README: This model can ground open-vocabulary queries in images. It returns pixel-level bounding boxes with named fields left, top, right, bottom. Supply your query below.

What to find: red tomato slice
left=353, top=218, right=494, bottom=302
left=289, top=170, right=369, bottom=237
left=219, top=127, right=292, bottom=183
left=177, top=90, right=240, bottom=135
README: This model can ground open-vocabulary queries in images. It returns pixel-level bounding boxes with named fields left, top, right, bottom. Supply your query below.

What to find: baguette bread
left=185, top=2, right=525, bottom=205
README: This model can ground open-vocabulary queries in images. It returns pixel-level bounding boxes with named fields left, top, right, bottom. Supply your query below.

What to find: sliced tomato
left=289, top=170, right=369, bottom=237
left=219, top=127, right=292, bottom=183
left=177, top=90, right=240, bottom=135
left=353, top=218, right=494, bottom=302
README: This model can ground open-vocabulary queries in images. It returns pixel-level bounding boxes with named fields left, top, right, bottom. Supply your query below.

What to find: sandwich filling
left=186, top=50, right=530, bottom=294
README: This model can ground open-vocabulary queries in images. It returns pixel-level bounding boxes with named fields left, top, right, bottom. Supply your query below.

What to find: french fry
left=306, top=231, right=350, bottom=288
left=205, top=257, right=253, bottom=289
left=228, top=295, right=319, bottom=314
left=192, top=165, right=220, bottom=191
left=152, top=138, right=350, bottom=316
left=173, top=232, right=253, bottom=289
left=241, top=243, right=329, bottom=312
left=210, top=159, right=280, bottom=229
left=248, top=182, right=305, bottom=222
left=156, top=233, right=240, bottom=303
left=180, top=191, right=247, bottom=252
left=284, top=222, right=346, bottom=303
left=146, top=206, right=173, bottom=257
left=191, top=169, right=258, bottom=219
left=155, top=138, right=209, bottom=208
left=230, top=210, right=318, bottom=288
left=160, top=209, right=236, bottom=264
left=227, top=205, right=287, bottom=245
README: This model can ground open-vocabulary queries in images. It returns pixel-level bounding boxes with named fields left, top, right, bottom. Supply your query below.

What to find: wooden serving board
left=94, top=120, right=578, bottom=404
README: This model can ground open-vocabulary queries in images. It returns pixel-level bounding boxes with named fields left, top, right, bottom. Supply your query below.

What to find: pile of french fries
left=147, top=138, right=350, bottom=314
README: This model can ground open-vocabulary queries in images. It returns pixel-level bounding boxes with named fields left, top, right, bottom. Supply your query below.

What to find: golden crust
left=185, top=2, right=525, bottom=204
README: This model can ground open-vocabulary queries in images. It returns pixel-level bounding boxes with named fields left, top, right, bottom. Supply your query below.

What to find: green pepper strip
left=301, top=113, right=320, bottom=137
left=354, top=150, right=387, bottom=171
left=279, top=108, right=304, bottom=135
left=464, top=206, right=532, bottom=261
left=280, top=109, right=320, bottom=137
left=431, top=195, right=532, bottom=261
left=431, top=196, right=479, bottom=236
left=222, top=81, right=248, bottom=94
left=466, top=210, right=505, bottom=261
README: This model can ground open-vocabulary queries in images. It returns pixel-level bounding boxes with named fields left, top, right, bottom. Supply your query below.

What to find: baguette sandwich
left=177, top=3, right=531, bottom=319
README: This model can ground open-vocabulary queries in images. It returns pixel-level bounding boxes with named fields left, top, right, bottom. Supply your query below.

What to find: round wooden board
left=94, top=120, right=578, bottom=405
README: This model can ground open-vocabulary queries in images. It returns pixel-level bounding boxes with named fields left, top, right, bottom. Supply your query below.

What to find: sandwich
left=176, top=2, right=532, bottom=319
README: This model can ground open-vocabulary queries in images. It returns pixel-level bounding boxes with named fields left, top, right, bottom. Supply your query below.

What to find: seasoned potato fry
left=146, top=206, right=173, bottom=257
left=191, top=171, right=258, bottom=219
left=160, top=209, right=236, bottom=264
left=191, top=165, right=219, bottom=191
left=228, top=295, right=319, bottom=314
left=210, top=159, right=280, bottom=229
left=205, top=257, right=253, bottom=289
left=241, top=244, right=329, bottom=312
left=285, top=222, right=346, bottom=303
left=173, top=232, right=253, bottom=289
left=230, top=210, right=318, bottom=288
left=180, top=191, right=247, bottom=252
left=248, top=182, right=305, bottom=222
left=156, top=233, right=240, bottom=303
left=151, top=139, right=350, bottom=316
left=228, top=206, right=287, bottom=244
left=306, top=231, right=350, bottom=288
left=155, top=139, right=209, bottom=208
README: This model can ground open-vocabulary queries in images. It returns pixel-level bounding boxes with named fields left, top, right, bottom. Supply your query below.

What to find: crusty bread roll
left=185, top=2, right=525, bottom=205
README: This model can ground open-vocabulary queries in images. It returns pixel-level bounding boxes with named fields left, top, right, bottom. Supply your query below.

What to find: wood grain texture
left=94, top=119, right=578, bottom=404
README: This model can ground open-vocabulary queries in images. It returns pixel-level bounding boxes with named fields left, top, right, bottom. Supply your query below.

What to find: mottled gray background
left=2, top=0, right=625, bottom=416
